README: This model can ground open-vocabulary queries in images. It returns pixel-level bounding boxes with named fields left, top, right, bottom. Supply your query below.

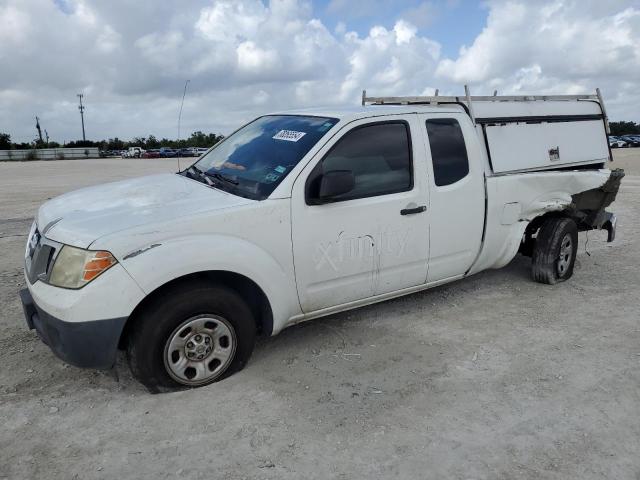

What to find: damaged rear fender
left=468, top=168, right=621, bottom=274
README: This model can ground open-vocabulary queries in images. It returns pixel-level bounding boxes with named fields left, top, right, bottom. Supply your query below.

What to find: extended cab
left=20, top=89, right=623, bottom=391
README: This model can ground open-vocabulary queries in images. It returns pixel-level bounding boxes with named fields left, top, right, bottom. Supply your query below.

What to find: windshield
left=188, top=115, right=338, bottom=200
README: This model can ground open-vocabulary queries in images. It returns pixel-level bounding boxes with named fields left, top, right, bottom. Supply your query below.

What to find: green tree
left=187, top=131, right=223, bottom=148
left=0, top=132, right=10, bottom=150
left=146, top=135, right=160, bottom=149
left=105, top=137, right=125, bottom=150
left=131, top=136, right=146, bottom=147
left=65, top=140, right=100, bottom=148
left=609, top=121, right=640, bottom=136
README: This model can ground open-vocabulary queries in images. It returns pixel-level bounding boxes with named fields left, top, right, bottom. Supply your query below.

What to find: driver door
left=291, top=115, right=430, bottom=313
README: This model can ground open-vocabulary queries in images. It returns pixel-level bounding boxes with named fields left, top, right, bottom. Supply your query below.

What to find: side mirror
left=317, top=170, right=355, bottom=202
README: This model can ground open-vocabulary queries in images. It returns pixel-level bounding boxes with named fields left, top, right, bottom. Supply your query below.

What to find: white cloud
left=196, top=0, right=266, bottom=42
left=436, top=1, right=640, bottom=118
left=236, top=41, right=280, bottom=72
left=0, top=4, right=31, bottom=45
left=96, top=26, right=121, bottom=54
left=0, top=0, right=638, bottom=143
left=393, top=20, right=417, bottom=45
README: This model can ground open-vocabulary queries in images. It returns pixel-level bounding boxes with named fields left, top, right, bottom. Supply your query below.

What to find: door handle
left=400, top=205, right=427, bottom=215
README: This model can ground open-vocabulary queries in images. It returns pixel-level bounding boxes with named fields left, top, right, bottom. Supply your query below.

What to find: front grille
left=25, top=230, right=58, bottom=284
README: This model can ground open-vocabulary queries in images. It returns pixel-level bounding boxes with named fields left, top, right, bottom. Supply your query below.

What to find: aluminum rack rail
left=361, top=85, right=610, bottom=133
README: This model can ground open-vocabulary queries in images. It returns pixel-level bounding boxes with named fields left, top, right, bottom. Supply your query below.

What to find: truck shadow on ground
left=247, top=253, right=535, bottom=386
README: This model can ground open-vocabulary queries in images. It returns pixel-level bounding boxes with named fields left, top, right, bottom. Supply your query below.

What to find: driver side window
left=306, top=121, right=413, bottom=203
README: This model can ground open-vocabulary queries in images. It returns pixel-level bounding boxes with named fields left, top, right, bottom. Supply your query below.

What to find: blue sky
left=314, top=0, right=489, bottom=57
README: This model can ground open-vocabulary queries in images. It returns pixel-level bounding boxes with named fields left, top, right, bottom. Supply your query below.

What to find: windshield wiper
left=184, top=165, right=210, bottom=184
left=207, top=171, right=239, bottom=185
left=186, top=165, right=239, bottom=188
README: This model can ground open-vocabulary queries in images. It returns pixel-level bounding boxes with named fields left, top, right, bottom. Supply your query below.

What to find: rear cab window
left=425, top=118, right=469, bottom=186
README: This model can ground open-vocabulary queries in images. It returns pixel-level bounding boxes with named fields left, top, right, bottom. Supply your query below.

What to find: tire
left=531, top=217, right=578, bottom=285
left=126, top=281, right=256, bottom=392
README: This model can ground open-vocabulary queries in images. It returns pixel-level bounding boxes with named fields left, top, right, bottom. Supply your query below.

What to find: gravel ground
left=1, top=152, right=638, bottom=479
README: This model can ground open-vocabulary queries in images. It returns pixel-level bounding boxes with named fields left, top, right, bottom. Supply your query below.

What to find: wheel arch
left=118, top=270, right=273, bottom=350
left=519, top=210, right=571, bottom=257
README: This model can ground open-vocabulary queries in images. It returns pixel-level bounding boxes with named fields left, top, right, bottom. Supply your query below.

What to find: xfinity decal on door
left=314, top=229, right=411, bottom=272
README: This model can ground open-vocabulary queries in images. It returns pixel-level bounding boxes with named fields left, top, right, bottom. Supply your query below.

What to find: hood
left=38, top=173, right=253, bottom=248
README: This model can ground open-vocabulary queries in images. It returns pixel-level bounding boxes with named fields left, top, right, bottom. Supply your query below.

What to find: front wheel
left=531, top=217, right=578, bottom=285
left=126, top=281, right=256, bottom=392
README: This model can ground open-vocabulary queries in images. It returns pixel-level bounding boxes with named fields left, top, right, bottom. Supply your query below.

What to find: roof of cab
left=273, top=104, right=466, bottom=123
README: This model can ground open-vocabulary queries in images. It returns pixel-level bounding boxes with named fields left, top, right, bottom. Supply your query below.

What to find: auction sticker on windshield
left=273, top=130, right=306, bottom=142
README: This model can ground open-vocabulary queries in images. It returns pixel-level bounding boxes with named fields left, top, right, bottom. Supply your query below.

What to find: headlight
left=25, top=221, right=37, bottom=258
left=49, top=245, right=117, bottom=289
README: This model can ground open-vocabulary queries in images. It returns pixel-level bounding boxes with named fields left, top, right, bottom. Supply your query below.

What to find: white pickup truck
left=20, top=89, right=623, bottom=391
left=122, top=146, right=145, bottom=158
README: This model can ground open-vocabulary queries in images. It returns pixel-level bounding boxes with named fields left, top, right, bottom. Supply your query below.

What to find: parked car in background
left=608, top=136, right=627, bottom=148
left=159, top=147, right=178, bottom=158
left=159, top=147, right=177, bottom=158
left=620, top=135, right=640, bottom=147
left=100, top=150, right=121, bottom=157
left=177, top=148, right=195, bottom=157
left=142, top=149, right=161, bottom=158
left=123, top=147, right=145, bottom=158
left=195, top=147, right=209, bottom=156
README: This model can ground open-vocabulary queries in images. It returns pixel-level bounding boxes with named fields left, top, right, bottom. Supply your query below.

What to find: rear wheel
left=531, top=217, right=578, bottom=285
left=126, top=281, right=256, bottom=392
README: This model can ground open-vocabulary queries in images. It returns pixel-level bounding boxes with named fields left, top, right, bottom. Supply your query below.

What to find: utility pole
left=77, top=93, right=86, bottom=142
left=35, top=116, right=43, bottom=143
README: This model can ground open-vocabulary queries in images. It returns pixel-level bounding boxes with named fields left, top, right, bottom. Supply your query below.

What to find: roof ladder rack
left=596, top=88, right=610, bottom=134
left=362, top=86, right=601, bottom=105
left=464, top=84, right=476, bottom=126
left=362, top=85, right=609, bottom=132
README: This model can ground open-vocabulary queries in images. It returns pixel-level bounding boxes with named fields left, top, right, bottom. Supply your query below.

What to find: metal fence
left=0, top=148, right=100, bottom=161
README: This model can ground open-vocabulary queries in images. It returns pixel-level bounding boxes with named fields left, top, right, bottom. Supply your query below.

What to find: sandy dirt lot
left=1, top=152, right=639, bottom=479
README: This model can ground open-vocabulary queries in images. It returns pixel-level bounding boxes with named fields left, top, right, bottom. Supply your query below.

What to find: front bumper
left=20, top=288, right=126, bottom=369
